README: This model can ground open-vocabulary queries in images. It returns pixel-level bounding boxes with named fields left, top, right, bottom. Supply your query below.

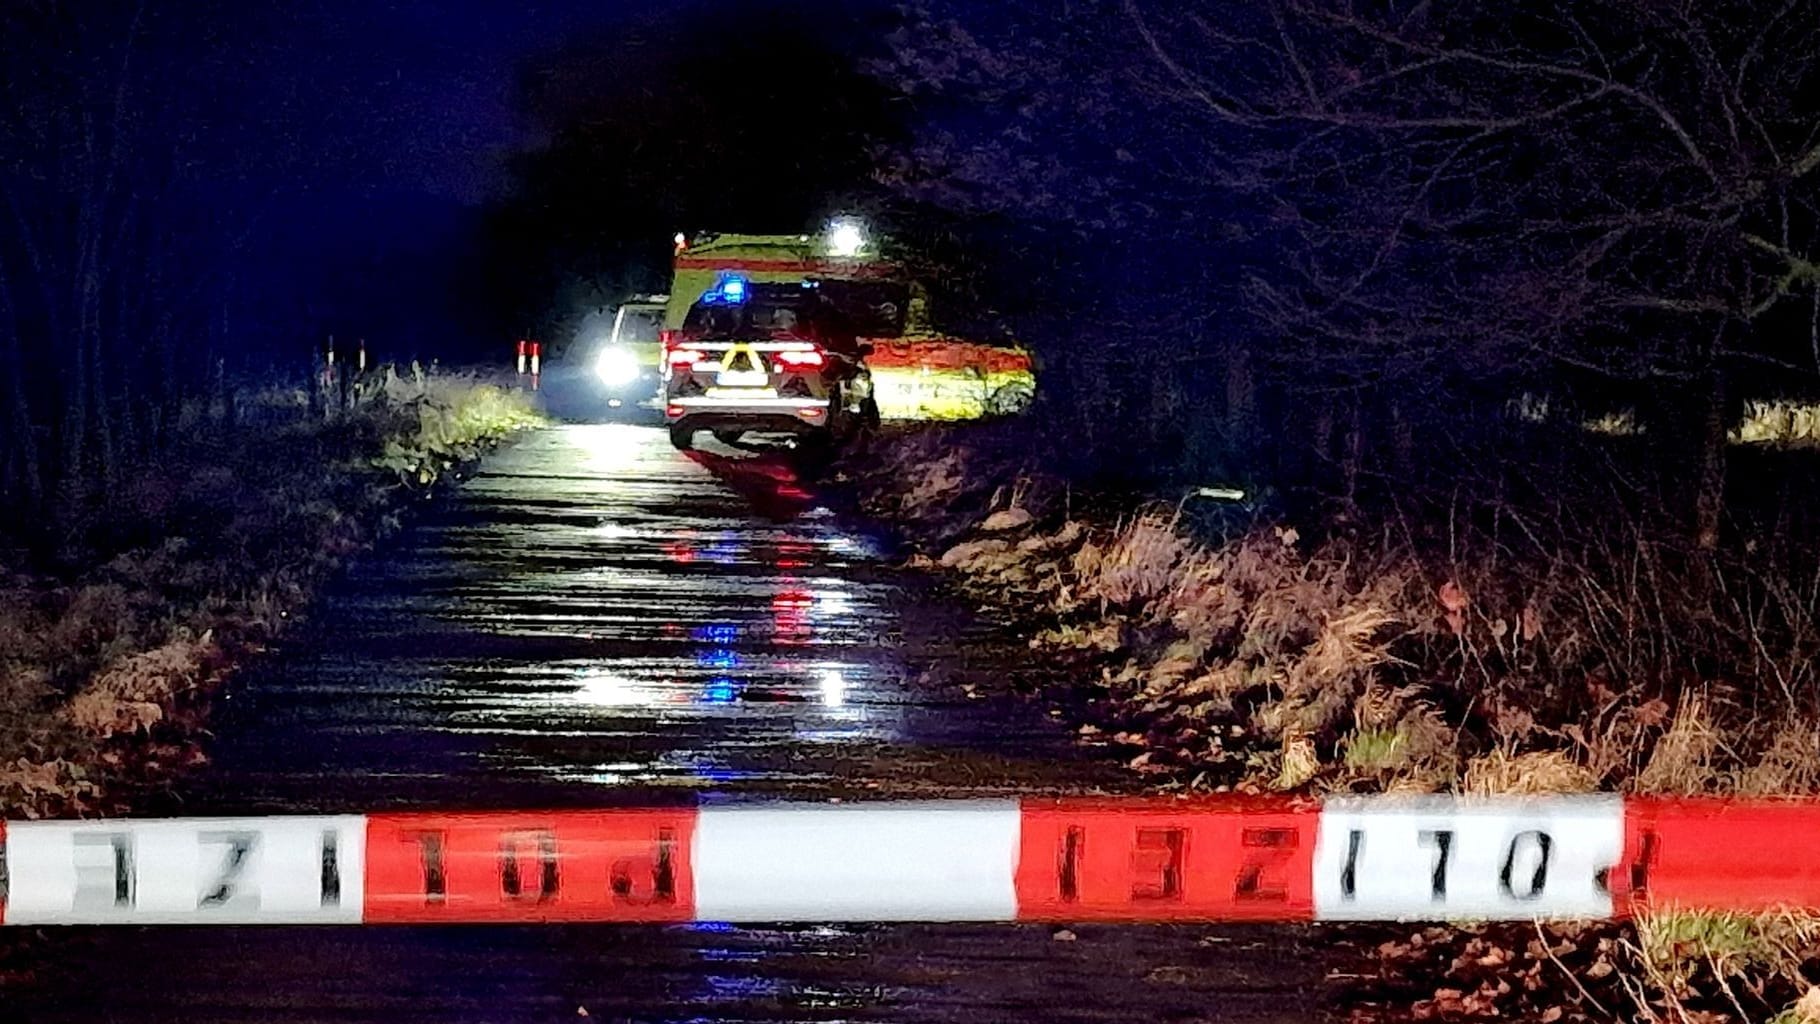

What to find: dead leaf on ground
left=1633, top=698, right=1672, bottom=728
left=980, top=507, right=1034, bottom=532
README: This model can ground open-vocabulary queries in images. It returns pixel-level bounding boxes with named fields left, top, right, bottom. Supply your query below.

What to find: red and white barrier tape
left=1, top=797, right=1813, bottom=925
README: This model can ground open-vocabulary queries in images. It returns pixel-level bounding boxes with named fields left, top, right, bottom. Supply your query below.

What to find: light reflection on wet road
left=11, top=424, right=1338, bottom=1023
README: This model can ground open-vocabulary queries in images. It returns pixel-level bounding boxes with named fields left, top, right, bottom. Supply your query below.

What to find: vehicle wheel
left=713, top=428, right=744, bottom=446
left=668, top=424, right=695, bottom=450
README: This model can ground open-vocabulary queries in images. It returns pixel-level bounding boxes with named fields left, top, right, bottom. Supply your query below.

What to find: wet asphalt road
left=8, top=424, right=1341, bottom=1023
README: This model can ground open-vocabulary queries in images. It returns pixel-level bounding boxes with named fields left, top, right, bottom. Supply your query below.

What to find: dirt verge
left=0, top=367, right=542, bottom=820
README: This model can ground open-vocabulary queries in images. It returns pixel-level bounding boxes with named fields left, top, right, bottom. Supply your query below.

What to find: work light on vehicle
left=826, top=217, right=866, bottom=258
left=595, top=346, right=641, bottom=387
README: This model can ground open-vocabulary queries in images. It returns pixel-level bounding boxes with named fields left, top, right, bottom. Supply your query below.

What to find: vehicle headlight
left=594, top=347, right=641, bottom=387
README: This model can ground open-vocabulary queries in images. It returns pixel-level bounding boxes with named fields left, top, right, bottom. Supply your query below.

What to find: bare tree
left=0, top=2, right=287, bottom=525
left=1125, top=0, right=1820, bottom=541
left=883, top=1, right=1820, bottom=540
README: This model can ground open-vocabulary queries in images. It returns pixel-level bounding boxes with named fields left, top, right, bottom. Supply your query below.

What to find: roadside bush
left=0, top=367, right=541, bottom=818
left=843, top=419, right=1820, bottom=1024
left=845, top=424, right=1820, bottom=798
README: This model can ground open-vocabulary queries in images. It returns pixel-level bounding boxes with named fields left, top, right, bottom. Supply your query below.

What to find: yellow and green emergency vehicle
left=664, top=226, right=1035, bottom=421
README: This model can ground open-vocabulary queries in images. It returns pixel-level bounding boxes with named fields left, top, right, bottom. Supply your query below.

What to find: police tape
left=0, top=797, right=1813, bottom=925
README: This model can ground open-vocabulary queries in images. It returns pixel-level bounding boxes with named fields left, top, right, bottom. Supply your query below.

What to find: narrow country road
left=9, top=424, right=1342, bottom=1023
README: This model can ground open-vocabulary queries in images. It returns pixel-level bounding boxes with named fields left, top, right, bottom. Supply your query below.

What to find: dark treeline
left=11, top=0, right=1820, bottom=554
left=0, top=0, right=903, bottom=537
left=0, top=3, right=484, bottom=530
left=874, top=0, right=1820, bottom=548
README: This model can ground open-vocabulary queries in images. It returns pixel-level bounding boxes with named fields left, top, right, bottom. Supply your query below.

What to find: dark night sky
left=244, top=0, right=887, bottom=198
left=229, top=1, right=630, bottom=200
left=184, top=0, right=895, bottom=358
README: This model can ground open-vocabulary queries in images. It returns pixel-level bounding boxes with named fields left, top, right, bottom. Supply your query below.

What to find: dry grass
left=0, top=367, right=539, bottom=818
left=851, top=417, right=1820, bottom=1023
left=1634, top=692, right=1725, bottom=794
left=1460, top=749, right=1597, bottom=796
left=1514, top=397, right=1820, bottom=447
left=1739, top=720, right=1820, bottom=796
left=1629, top=909, right=1820, bottom=1022
left=64, top=631, right=218, bottom=739
left=1734, top=400, right=1820, bottom=447
left=1583, top=410, right=1643, bottom=436
left=0, top=758, right=101, bottom=819
left=368, top=367, right=543, bottom=486
left=858, top=423, right=1820, bottom=803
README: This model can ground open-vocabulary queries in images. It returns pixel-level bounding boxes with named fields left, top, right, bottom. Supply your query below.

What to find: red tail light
left=775, top=348, right=826, bottom=369
left=663, top=329, right=707, bottom=368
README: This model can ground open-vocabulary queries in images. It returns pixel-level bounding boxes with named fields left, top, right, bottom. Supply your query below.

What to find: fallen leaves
left=979, top=506, right=1034, bottom=532
left=1360, top=925, right=1626, bottom=1024
left=1438, top=580, right=1469, bottom=635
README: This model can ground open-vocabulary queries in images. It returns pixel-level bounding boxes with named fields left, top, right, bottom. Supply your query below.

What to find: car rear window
left=684, top=299, right=811, bottom=337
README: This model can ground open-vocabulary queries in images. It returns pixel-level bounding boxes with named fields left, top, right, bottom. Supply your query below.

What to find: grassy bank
left=836, top=420, right=1820, bottom=1023
left=0, top=367, right=541, bottom=819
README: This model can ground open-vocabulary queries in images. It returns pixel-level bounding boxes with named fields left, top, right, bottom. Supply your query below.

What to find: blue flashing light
left=693, top=623, right=740, bottom=645
left=698, top=274, right=750, bottom=306
left=697, top=646, right=739, bottom=670
left=702, top=677, right=740, bottom=704
left=686, top=921, right=740, bottom=934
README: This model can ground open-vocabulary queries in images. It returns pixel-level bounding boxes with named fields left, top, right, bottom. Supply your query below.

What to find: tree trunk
left=1224, top=340, right=1255, bottom=449
left=1389, top=396, right=1416, bottom=481
left=1693, top=364, right=1727, bottom=552
left=85, top=263, right=115, bottom=497
left=58, top=322, right=89, bottom=511
left=0, top=269, right=42, bottom=511
left=1309, top=401, right=1335, bottom=490
left=1342, top=397, right=1363, bottom=509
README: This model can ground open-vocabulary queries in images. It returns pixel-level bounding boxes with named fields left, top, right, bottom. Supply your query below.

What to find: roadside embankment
left=835, top=420, right=1820, bottom=1023
left=0, top=367, right=541, bottom=820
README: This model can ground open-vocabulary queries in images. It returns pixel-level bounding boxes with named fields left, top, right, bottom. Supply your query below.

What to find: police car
left=662, top=276, right=879, bottom=450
